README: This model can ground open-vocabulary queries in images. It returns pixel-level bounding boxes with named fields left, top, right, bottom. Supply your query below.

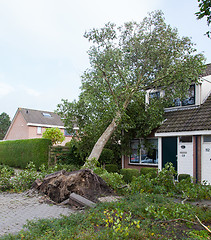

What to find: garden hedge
left=0, top=139, right=51, bottom=169
left=120, top=168, right=140, bottom=183
left=105, top=164, right=119, bottom=173
left=140, top=167, right=158, bottom=178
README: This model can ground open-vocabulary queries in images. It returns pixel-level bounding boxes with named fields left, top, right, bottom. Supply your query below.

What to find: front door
left=162, top=137, right=177, bottom=171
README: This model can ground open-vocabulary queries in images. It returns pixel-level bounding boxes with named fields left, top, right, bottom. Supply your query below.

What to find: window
left=42, top=113, right=52, bottom=117
left=179, top=136, right=192, bottom=142
left=37, top=127, right=42, bottom=134
left=130, top=139, right=158, bottom=165
left=64, top=129, right=73, bottom=137
left=149, top=91, right=160, bottom=103
left=130, top=140, right=140, bottom=163
left=141, top=139, right=158, bottom=164
left=204, top=135, right=211, bottom=143
left=173, top=85, right=195, bottom=107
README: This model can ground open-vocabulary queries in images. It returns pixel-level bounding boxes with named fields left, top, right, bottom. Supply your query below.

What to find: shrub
left=140, top=167, right=157, bottom=178
left=93, top=167, right=107, bottom=176
left=99, top=148, right=114, bottom=165
left=11, top=162, right=40, bottom=191
left=0, top=166, right=14, bottom=191
left=42, top=127, right=65, bottom=145
left=120, top=168, right=140, bottom=183
left=105, top=164, right=119, bottom=173
left=0, top=139, right=51, bottom=169
left=0, top=164, right=14, bottom=176
left=64, top=140, right=85, bottom=166
left=100, top=171, right=125, bottom=191
left=156, top=162, right=177, bottom=193
left=178, top=174, right=191, bottom=182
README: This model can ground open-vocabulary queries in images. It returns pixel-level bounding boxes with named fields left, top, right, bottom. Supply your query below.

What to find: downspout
left=195, top=136, right=198, bottom=183
left=122, top=155, right=124, bottom=169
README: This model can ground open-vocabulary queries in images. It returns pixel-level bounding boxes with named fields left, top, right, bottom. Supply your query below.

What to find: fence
left=49, top=146, right=70, bottom=165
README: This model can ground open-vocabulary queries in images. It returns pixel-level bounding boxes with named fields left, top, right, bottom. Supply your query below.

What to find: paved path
left=0, top=192, right=74, bottom=237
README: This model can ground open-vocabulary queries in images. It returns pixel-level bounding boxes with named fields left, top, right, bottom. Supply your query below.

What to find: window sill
left=129, top=163, right=158, bottom=167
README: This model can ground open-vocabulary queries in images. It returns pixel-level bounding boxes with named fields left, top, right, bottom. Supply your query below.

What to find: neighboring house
left=122, top=63, right=211, bottom=184
left=4, top=108, right=76, bottom=146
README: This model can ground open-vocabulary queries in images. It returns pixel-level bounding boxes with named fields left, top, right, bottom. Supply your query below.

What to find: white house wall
left=201, top=137, right=211, bottom=184
left=201, top=75, right=211, bottom=104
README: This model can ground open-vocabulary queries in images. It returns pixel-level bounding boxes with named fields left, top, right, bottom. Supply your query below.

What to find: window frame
left=129, top=138, right=158, bottom=166
left=37, top=126, right=42, bottom=135
left=203, top=135, right=211, bottom=143
left=64, top=129, right=73, bottom=137
left=172, top=84, right=196, bottom=107
left=129, top=139, right=141, bottom=164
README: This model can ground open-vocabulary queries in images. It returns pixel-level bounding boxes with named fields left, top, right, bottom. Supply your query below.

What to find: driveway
left=0, top=191, right=74, bottom=237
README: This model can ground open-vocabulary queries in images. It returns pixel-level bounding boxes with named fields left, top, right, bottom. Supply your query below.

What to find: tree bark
left=87, top=112, right=121, bottom=162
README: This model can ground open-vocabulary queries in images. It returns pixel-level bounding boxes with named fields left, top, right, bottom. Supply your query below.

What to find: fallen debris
left=69, top=193, right=96, bottom=208
left=32, top=169, right=114, bottom=207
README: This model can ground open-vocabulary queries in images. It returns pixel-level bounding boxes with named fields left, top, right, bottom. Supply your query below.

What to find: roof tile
left=156, top=94, right=211, bottom=133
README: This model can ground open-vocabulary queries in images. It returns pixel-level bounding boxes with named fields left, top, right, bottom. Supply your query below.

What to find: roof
left=156, top=94, right=211, bottom=133
left=201, top=63, right=211, bottom=77
left=18, top=108, right=64, bottom=127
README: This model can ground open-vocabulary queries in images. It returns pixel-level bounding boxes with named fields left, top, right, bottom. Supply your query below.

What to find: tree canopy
left=196, top=0, right=211, bottom=37
left=42, top=127, right=65, bottom=145
left=0, top=112, right=11, bottom=140
left=57, top=11, right=205, bottom=166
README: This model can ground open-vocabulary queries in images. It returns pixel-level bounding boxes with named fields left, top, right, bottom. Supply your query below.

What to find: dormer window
left=173, top=85, right=195, bottom=107
left=149, top=91, right=160, bottom=101
left=42, top=113, right=52, bottom=117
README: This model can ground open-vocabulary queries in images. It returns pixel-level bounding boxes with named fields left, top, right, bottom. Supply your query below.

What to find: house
left=3, top=108, right=76, bottom=146
left=122, top=63, right=211, bottom=184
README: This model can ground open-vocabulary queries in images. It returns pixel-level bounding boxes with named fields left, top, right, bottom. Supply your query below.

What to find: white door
left=178, top=136, right=193, bottom=177
left=202, top=136, right=211, bottom=184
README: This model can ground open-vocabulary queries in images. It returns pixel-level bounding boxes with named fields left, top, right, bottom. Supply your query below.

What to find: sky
left=0, top=0, right=210, bottom=119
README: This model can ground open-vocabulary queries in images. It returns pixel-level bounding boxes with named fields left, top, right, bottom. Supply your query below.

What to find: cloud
left=22, top=86, right=41, bottom=97
left=0, top=82, right=14, bottom=97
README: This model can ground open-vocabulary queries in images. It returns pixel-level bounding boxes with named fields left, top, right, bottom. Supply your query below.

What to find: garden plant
left=0, top=161, right=210, bottom=239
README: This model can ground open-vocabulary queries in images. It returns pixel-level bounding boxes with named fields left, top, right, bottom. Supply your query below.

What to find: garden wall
left=0, top=139, right=51, bottom=169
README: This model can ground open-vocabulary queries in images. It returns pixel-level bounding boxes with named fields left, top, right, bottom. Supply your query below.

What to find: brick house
left=3, top=108, right=76, bottom=146
left=122, top=64, right=211, bottom=184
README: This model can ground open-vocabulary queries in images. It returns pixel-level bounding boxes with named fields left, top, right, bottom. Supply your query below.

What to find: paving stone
left=0, top=192, right=74, bottom=237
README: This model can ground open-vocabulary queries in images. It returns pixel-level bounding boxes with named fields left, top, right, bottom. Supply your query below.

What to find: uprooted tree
left=57, top=11, right=205, bottom=168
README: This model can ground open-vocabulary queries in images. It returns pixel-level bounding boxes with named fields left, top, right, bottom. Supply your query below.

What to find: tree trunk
left=87, top=112, right=121, bottom=162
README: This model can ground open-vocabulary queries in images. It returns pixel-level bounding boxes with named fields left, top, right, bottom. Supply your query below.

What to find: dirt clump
left=32, top=169, right=113, bottom=205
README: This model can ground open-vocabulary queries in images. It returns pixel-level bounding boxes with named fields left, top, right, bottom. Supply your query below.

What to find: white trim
left=158, top=137, right=162, bottom=171
left=155, top=130, right=211, bottom=137
left=27, top=123, right=65, bottom=129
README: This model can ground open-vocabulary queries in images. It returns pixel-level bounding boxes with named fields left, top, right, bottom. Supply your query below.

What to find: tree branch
left=155, top=218, right=198, bottom=225
left=95, top=64, right=120, bottom=109
left=195, top=215, right=211, bottom=233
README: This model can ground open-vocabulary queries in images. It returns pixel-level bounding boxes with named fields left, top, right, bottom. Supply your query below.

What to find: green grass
left=1, top=193, right=211, bottom=240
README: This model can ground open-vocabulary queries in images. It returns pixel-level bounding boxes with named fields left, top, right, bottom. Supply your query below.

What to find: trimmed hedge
left=140, top=167, right=157, bottom=178
left=105, top=164, right=119, bottom=173
left=120, top=168, right=140, bottom=183
left=0, top=139, right=51, bottom=169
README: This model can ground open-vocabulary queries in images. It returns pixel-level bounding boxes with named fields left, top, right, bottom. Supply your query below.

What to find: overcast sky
left=0, top=0, right=210, bottom=119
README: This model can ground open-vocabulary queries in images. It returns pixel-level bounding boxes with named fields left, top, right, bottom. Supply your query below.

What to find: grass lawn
left=1, top=193, right=211, bottom=240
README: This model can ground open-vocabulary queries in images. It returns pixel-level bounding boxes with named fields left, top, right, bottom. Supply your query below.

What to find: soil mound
left=32, top=169, right=113, bottom=204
